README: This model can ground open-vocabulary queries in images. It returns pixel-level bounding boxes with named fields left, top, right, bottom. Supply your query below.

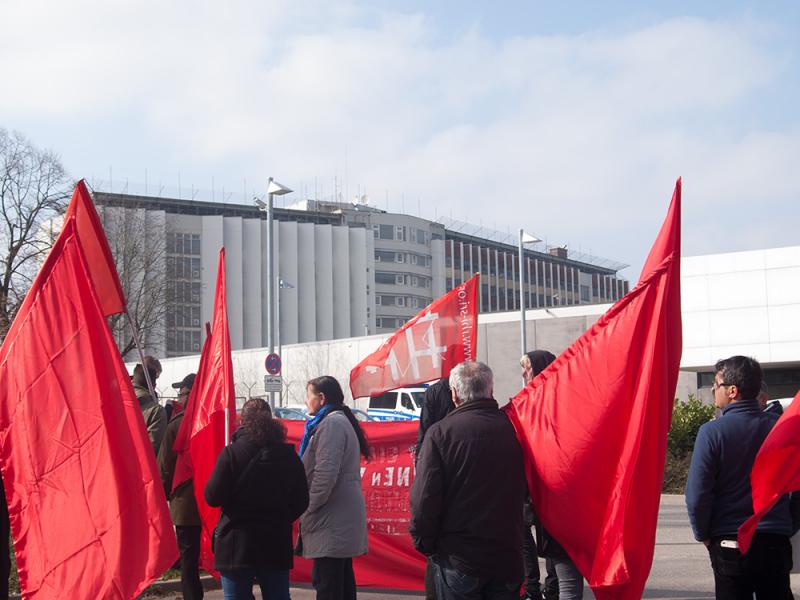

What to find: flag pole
left=125, top=310, right=157, bottom=400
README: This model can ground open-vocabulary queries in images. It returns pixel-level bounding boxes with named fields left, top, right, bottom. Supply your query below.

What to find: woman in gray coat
left=300, top=376, right=370, bottom=600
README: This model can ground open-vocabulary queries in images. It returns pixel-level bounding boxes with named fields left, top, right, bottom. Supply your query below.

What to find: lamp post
left=277, top=277, right=294, bottom=407
left=519, top=229, right=541, bottom=372
left=255, top=177, right=292, bottom=408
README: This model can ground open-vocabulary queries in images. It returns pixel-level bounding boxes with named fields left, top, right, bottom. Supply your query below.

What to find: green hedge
left=663, top=394, right=715, bottom=493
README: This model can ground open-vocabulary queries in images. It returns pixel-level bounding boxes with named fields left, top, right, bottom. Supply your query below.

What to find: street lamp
left=255, top=177, right=292, bottom=408
left=519, top=229, right=541, bottom=373
left=277, top=277, right=294, bottom=407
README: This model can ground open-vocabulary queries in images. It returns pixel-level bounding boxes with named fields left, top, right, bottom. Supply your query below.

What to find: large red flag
left=738, top=390, right=800, bottom=553
left=172, top=248, right=236, bottom=575
left=505, top=179, right=682, bottom=600
left=0, top=218, right=177, bottom=598
left=350, top=274, right=478, bottom=399
left=64, top=179, right=126, bottom=316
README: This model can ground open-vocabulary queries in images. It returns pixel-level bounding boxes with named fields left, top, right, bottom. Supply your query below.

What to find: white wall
left=681, top=246, right=800, bottom=369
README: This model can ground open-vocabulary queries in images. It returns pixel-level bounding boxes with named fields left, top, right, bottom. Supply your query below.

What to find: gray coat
left=300, top=411, right=368, bottom=559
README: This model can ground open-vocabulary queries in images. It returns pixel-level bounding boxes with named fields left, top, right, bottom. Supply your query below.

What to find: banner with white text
left=349, top=274, right=479, bottom=399
left=285, top=420, right=425, bottom=590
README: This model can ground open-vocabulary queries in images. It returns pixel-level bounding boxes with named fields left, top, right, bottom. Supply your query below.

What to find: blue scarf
left=299, top=404, right=336, bottom=457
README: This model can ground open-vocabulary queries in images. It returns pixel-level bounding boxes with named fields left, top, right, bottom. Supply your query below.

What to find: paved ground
left=147, top=495, right=800, bottom=599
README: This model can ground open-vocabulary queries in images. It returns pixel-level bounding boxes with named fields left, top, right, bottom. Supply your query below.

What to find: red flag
left=0, top=218, right=177, bottom=599
left=350, top=274, right=479, bottom=399
left=172, top=248, right=236, bottom=575
left=64, top=179, right=126, bottom=316
left=738, top=390, right=800, bottom=553
left=505, top=179, right=682, bottom=600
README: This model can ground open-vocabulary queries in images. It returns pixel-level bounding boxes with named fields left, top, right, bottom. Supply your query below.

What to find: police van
left=367, top=387, right=426, bottom=421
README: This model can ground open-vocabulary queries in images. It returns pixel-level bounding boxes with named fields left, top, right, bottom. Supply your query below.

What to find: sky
left=2, top=0, right=799, bottom=281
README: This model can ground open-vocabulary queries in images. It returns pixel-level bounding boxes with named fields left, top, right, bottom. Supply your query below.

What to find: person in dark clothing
left=686, top=355, right=800, bottom=599
left=521, top=350, right=569, bottom=600
left=205, top=398, right=309, bottom=600
left=410, top=361, right=526, bottom=600
left=158, top=373, right=203, bottom=600
left=415, top=376, right=455, bottom=600
left=0, top=480, right=9, bottom=600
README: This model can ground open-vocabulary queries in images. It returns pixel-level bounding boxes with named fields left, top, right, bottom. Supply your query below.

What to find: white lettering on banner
left=457, top=282, right=474, bottom=360
left=386, top=311, right=447, bottom=381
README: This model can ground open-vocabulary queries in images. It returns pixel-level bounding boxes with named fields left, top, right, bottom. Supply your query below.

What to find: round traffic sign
left=265, top=352, right=282, bottom=375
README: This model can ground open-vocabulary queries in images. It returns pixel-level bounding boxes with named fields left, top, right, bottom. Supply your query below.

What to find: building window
left=580, top=285, right=590, bottom=303
left=378, top=224, right=394, bottom=240
left=375, top=272, right=396, bottom=285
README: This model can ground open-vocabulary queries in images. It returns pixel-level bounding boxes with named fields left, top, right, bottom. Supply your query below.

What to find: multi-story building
left=94, top=192, right=629, bottom=357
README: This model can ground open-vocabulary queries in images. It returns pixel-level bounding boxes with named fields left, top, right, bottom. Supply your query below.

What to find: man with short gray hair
left=410, top=361, right=526, bottom=600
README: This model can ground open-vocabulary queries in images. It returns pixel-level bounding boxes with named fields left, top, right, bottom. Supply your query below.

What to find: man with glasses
left=158, top=373, right=203, bottom=600
left=686, top=356, right=800, bottom=599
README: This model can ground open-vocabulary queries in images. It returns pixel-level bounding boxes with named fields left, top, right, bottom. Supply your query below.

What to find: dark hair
left=715, top=356, right=762, bottom=400
left=525, top=350, right=556, bottom=377
left=240, top=397, right=286, bottom=447
left=132, top=356, right=161, bottom=388
left=308, top=376, right=371, bottom=460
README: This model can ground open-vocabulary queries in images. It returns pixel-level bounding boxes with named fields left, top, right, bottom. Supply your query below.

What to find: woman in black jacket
left=205, top=398, right=309, bottom=600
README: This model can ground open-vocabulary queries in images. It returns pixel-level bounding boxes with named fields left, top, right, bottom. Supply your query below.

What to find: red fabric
left=283, top=420, right=425, bottom=590
left=63, top=179, right=126, bottom=316
left=350, top=274, right=479, bottom=399
left=172, top=249, right=236, bottom=576
left=0, top=218, right=177, bottom=598
left=504, top=179, right=682, bottom=600
left=738, top=390, right=800, bottom=553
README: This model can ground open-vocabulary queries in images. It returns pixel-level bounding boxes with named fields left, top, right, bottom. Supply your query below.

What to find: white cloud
left=1, top=2, right=798, bottom=279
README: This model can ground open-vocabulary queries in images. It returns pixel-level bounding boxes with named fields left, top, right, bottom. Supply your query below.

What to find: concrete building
left=95, top=192, right=629, bottom=358
left=147, top=245, right=800, bottom=410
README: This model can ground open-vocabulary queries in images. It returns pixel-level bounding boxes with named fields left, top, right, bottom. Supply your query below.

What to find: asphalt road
left=149, top=495, right=799, bottom=599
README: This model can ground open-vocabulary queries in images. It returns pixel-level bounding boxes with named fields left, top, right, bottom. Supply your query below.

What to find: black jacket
left=415, top=378, right=454, bottom=459
left=205, top=430, right=309, bottom=571
left=409, top=398, right=525, bottom=582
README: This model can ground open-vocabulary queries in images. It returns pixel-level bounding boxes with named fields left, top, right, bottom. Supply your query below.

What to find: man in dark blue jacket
left=686, top=355, right=800, bottom=599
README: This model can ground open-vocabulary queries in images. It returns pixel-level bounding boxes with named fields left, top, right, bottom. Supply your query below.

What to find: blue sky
left=2, top=1, right=799, bottom=281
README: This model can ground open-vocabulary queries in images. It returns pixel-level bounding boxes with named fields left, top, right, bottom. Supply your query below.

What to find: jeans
left=220, top=567, right=290, bottom=600
left=551, top=557, right=582, bottom=600
left=543, top=558, right=559, bottom=600
left=432, top=556, right=521, bottom=600
left=707, top=533, right=793, bottom=600
left=176, top=525, right=203, bottom=600
left=311, top=557, right=356, bottom=600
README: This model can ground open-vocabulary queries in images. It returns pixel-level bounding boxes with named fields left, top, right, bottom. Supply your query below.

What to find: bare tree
left=0, top=128, right=70, bottom=338
left=100, top=204, right=169, bottom=358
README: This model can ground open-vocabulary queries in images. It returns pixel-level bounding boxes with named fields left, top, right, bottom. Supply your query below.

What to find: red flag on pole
left=505, top=179, right=682, bottom=600
left=172, top=248, right=236, bottom=575
left=737, top=390, right=800, bottom=553
left=63, top=179, right=126, bottom=316
left=0, top=218, right=177, bottom=599
left=349, top=274, right=479, bottom=399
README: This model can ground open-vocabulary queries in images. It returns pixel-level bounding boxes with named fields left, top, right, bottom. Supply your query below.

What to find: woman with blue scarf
left=299, top=376, right=371, bottom=600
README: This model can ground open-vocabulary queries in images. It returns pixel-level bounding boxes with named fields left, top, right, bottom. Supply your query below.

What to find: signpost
left=265, top=352, right=282, bottom=403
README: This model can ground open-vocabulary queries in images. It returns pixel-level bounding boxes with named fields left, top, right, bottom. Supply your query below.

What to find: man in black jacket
left=410, top=361, right=526, bottom=600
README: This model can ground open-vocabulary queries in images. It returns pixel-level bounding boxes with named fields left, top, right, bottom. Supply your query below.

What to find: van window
left=369, top=393, right=396, bottom=409
left=401, top=394, right=415, bottom=410
left=410, top=392, right=425, bottom=408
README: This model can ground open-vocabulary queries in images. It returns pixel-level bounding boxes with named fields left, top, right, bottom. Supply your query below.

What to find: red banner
left=350, top=275, right=479, bottom=399
left=283, top=420, right=425, bottom=590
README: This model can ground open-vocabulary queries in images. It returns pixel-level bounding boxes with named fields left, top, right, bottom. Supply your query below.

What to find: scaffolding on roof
left=435, top=216, right=630, bottom=272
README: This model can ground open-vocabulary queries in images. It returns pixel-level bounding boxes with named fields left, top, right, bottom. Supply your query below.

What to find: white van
left=367, top=387, right=427, bottom=421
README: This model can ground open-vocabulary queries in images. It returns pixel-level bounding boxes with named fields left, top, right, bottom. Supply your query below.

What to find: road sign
left=265, top=352, right=282, bottom=375
left=264, top=375, right=282, bottom=393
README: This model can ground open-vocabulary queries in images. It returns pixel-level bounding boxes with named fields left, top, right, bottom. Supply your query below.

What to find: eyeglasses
left=712, top=381, right=734, bottom=391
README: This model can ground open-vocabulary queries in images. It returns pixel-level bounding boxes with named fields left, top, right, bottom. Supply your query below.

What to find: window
left=379, top=224, right=394, bottom=239
left=395, top=253, right=405, bottom=263
left=395, top=226, right=405, bottom=241
left=396, top=274, right=405, bottom=285
left=375, top=250, right=395, bottom=262
left=396, top=296, right=405, bottom=307
left=401, top=394, right=414, bottom=410
left=375, top=272, right=396, bottom=285
left=580, top=285, right=590, bottom=303
left=417, top=229, right=427, bottom=244
left=369, top=393, right=397, bottom=409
